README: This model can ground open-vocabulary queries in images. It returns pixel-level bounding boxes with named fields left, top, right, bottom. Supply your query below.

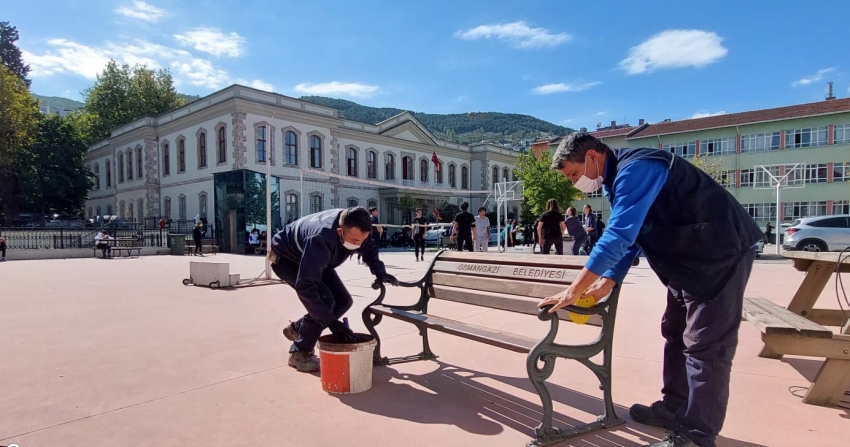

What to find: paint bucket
left=317, top=334, right=377, bottom=394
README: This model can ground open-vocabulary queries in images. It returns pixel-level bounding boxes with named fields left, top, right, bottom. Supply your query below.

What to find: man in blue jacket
left=539, top=133, right=761, bottom=447
left=270, top=206, right=399, bottom=372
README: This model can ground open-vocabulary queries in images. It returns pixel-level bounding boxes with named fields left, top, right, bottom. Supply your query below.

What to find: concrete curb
left=3, top=247, right=171, bottom=261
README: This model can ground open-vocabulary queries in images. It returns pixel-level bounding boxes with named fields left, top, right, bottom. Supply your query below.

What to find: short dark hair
left=415, top=208, right=422, bottom=213
left=460, top=202, right=469, bottom=211
left=478, top=207, right=487, bottom=213
left=551, top=132, right=610, bottom=170
left=368, top=206, right=378, bottom=213
left=567, top=207, right=577, bottom=216
left=339, top=206, right=372, bottom=233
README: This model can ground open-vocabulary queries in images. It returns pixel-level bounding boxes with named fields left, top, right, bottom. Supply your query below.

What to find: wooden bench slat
left=433, top=272, right=568, bottom=299
left=370, top=305, right=538, bottom=353
left=437, top=251, right=587, bottom=269
left=743, top=297, right=833, bottom=338
left=433, top=261, right=579, bottom=284
left=431, top=284, right=603, bottom=326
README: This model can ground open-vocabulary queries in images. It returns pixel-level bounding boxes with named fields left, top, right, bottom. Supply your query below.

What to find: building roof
left=629, top=98, right=850, bottom=139
left=590, top=123, right=648, bottom=139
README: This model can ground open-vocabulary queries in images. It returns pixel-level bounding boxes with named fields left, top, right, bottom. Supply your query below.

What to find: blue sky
left=7, top=0, right=850, bottom=130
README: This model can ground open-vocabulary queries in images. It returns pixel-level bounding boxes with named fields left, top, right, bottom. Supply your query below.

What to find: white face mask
left=339, top=230, right=362, bottom=251
left=574, top=157, right=604, bottom=193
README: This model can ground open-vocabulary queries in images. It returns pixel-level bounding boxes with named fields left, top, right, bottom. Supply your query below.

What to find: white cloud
left=531, top=81, right=600, bottom=95
left=792, top=68, right=836, bottom=87
left=691, top=110, right=726, bottom=119
left=294, top=81, right=379, bottom=98
left=236, top=79, right=274, bottom=91
left=456, top=21, right=571, bottom=49
left=595, top=111, right=608, bottom=116
left=620, top=29, right=727, bottom=75
left=174, top=28, right=245, bottom=57
left=23, top=38, right=252, bottom=89
left=115, top=1, right=165, bottom=22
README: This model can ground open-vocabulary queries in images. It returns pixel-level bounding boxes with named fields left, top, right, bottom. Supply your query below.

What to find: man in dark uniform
left=271, top=206, right=399, bottom=372
left=412, top=208, right=429, bottom=262
left=539, top=133, right=761, bottom=447
left=450, top=201, right=476, bottom=252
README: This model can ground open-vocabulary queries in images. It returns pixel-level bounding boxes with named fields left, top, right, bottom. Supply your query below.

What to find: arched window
left=368, top=199, right=377, bottom=209
left=367, top=150, right=377, bottom=179
left=449, top=164, right=456, bottom=188
left=310, top=194, right=323, bottom=213
left=198, top=131, right=207, bottom=168
left=119, top=200, right=126, bottom=218
left=492, top=166, right=499, bottom=187
left=385, top=153, right=395, bottom=180
left=199, top=192, right=208, bottom=216
left=217, top=125, right=227, bottom=164
left=106, top=160, right=112, bottom=187
left=118, top=153, right=125, bottom=182
left=402, top=156, right=414, bottom=180
left=127, top=150, right=134, bottom=180
left=94, top=163, right=100, bottom=189
left=88, top=207, right=93, bottom=220
left=503, top=167, right=510, bottom=183
left=178, top=195, right=187, bottom=221
left=285, top=131, right=298, bottom=165
left=461, top=166, right=469, bottom=190
left=285, top=193, right=299, bottom=223
left=162, top=143, right=170, bottom=175
left=137, top=198, right=144, bottom=221
left=420, top=159, right=429, bottom=183
left=163, top=197, right=172, bottom=219
left=256, top=126, right=267, bottom=163
left=106, top=204, right=113, bottom=216
left=348, top=198, right=358, bottom=208
left=137, top=147, right=143, bottom=179
left=96, top=205, right=102, bottom=217
left=309, top=134, right=322, bottom=169
left=347, top=147, right=358, bottom=177
left=178, top=138, right=186, bottom=172
left=435, top=162, right=443, bottom=184
left=129, top=203, right=134, bottom=220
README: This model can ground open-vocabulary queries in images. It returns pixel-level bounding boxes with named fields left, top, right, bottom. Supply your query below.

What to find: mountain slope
left=299, top=96, right=571, bottom=146
left=32, top=94, right=85, bottom=114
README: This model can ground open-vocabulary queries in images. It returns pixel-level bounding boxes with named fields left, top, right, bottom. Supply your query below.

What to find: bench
left=743, top=296, right=850, bottom=406
left=185, top=238, right=219, bottom=255
left=363, top=250, right=623, bottom=446
left=111, top=247, right=141, bottom=258
left=440, top=236, right=456, bottom=250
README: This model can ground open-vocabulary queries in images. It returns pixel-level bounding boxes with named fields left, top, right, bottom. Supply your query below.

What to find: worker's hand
left=376, top=273, right=399, bottom=287
left=328, top=320, right=358, bottom=343
left=583, top=277, right=616, bottom=300
left=538, top=286, right=580, bottom=313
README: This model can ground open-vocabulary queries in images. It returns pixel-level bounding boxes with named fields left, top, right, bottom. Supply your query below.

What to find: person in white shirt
left=473, top=207, right=491, bottom=252
left=94, top=231, right=112, bottom=258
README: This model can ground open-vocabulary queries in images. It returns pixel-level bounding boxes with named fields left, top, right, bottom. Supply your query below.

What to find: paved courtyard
left=0, top=251, right=847, bottom=447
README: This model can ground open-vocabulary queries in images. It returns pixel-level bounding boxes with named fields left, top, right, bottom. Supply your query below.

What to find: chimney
left=638, top=118, right=645, bottom=126
left=610, top=120, right=616, bottom=128
left=580, top=127, right=587, bottom=132
left=826, top=82, right=835, bottom=100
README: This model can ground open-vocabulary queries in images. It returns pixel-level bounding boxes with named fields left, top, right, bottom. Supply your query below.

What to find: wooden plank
left=782, top=250, right=850, bottom=267
left=436, top=251, right=587, bottom=269
left=433, top=261, right=579, bottom=284
left=803, top=359, right=850, bottom=407
left=744, top=297, right=833, bottom=338
left=431, top=284, right=603, bottom=327
left=762, top=334, right=850, bottom=359
left=807, top=309, right=850, bottom=328
left=788, top=261, right=836, bottom=317
left=370, top=305, right=537, bottom=353
left=432, top=272, right=570, bottom=298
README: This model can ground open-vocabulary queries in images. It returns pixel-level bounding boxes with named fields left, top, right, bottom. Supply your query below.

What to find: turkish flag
left=432, top=151, right=440, bottom=172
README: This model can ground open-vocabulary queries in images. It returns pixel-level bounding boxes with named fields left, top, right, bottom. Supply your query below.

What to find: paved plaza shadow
left=782, top=357, right=850, bottom=417
left=333, top=361, right=768, bottom=446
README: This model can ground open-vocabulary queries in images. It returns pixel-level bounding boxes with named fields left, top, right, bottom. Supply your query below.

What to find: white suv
left=782, top=214, right=850, bottom=252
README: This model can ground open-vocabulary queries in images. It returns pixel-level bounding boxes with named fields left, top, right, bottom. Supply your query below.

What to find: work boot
left=288, top=350, right=320, bottom=372
left=645, top=431, right=695, bottom=447
left=630, top=401, right=677, bottom=430
left=282, top=321, right=299, bottom=341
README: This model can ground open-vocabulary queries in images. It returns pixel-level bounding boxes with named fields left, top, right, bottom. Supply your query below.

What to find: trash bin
left=168, top=234, right=186, bottom=255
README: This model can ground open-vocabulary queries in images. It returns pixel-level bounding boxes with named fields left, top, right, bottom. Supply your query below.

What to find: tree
left=0, top=65, right=39, bottom=223
left=691, top=155, right=728, bottom=186
left=513, top=150, right=580, bottom=216
left=0, top=21, right=30, bottom=87
left=83, top=60, right=185, bottom=142
left=18, top=114, right=92, bottom=219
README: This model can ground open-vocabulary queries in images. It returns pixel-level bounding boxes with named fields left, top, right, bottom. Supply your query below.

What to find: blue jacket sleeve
left=294, top=236, right=337, bottom=326
left=585, top=159, right=668, bottom=283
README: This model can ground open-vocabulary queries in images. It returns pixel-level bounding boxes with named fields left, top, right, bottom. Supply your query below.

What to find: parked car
left=424, top=229, right=443, bottom=246
left=782, top=214, right=850, bottom=252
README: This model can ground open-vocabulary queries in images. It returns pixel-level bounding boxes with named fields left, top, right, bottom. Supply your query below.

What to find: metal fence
left=0, top=224, right=222, bottom=250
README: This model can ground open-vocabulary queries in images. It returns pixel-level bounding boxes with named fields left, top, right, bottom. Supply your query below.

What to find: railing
left=0, top=224, right=222, bottom=250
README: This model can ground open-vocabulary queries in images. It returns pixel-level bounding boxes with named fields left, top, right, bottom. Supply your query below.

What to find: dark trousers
left=414, top=235, right=425, bottom=257
left=583, top=234, right=598, bottom=254
left=271, top=259, right=353, bottom=353
left=570, top=234, right=587, bottom=255
left=97, top=243, right=110, bottom=258
left=457, top=233, right=473, bottom=251
left=194, top=237, right=202, bottom=254
left=660, top=249, right=755, bottom=447
left=541, top=237, right=563, bottom=255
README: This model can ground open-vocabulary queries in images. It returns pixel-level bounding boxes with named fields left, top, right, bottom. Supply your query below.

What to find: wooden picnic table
left=745, top=250, right=850, bottom=407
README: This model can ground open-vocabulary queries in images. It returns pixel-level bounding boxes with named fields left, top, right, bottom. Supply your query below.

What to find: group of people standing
left=536, top=201, right=602, bottom=256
